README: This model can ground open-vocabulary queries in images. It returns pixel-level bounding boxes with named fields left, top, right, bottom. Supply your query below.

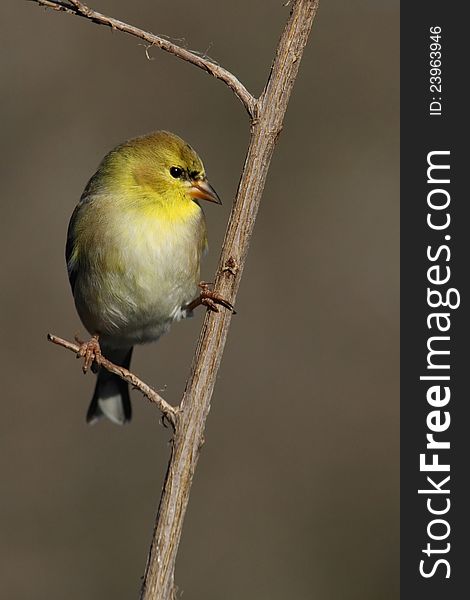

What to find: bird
left=66, top=130, right=232, bottom=425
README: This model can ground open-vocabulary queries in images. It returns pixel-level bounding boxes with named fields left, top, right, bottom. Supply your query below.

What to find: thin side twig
left=28, top=0, right=256, bottom=116
left=47, top=333, right=178, bottom=428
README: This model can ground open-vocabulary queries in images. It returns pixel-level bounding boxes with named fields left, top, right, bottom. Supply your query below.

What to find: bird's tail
left=87, top=347, right=133, bottom=425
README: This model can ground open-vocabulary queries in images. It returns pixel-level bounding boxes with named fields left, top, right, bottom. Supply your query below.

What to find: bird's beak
left=188, top=179, right=222, bottom=204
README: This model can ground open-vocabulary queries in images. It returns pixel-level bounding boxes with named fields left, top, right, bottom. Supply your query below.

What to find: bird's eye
left=170, top=166, right=183, bottom=178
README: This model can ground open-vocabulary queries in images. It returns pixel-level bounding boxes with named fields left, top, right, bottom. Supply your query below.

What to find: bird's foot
left=196, top=281, right=235, bottom=313
left=75, top=334, right=101, bottom=374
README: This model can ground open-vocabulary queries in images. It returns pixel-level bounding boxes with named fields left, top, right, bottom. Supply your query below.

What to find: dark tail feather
left=86, top=347, right=133, bottom=425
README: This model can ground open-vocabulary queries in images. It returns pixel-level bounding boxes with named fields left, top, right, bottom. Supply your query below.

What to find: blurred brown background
left=1, top=1, right=399, bottom=598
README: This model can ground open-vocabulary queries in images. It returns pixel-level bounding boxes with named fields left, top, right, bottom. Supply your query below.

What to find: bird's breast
left=73, top=197, right=207, bottom=345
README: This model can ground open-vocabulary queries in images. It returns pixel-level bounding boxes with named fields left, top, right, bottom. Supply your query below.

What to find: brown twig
left=31, top=0, right=320, bottom=598
left=28, top=0, right=256, bottom=116
left=140, top=2, right=320, bottom=598
left=47, top=333, right=178, bottom=428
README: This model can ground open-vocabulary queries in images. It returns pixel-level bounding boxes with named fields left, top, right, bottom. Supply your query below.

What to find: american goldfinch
left=66, top=131, right=231, bottom=425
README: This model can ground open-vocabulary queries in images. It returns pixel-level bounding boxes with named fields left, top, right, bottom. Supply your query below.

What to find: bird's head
left=90, top=131, right=221, bottom=208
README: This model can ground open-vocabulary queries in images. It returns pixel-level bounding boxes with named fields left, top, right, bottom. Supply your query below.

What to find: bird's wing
left=65, top=202, right=84, bottom=294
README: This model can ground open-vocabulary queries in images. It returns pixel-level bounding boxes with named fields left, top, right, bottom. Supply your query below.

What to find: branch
left=32, top=0, right=320, bottom=597
left=47, top=333, right=178, bottom=428
left=140, top=2, right=320, bottom=598
left=28, top=0, right=256, bottom=116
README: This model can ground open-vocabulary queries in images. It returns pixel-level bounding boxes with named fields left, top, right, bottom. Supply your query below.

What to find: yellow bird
left=66, top=131, right=231, bottom=424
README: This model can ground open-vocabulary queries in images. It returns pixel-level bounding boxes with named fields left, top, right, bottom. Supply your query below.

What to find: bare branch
left=28, top=0, right=256, bottom=116
left=31, top=0, right=320, bottom=597
left=140, top=2, right=320, bottom=598
left=47, top=333, right=178, bottom=428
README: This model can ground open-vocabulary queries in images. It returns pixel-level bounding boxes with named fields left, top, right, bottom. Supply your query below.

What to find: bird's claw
left=75, top=334, right=101, bottom=374
left=198, top=281, right=236, bottom=314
